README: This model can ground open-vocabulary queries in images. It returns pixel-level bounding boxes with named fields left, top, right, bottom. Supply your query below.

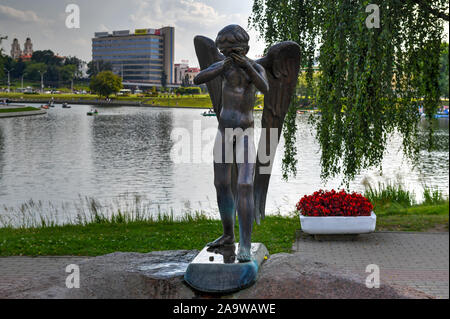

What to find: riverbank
left=0, top=201, right=447, bottom=256
left=0, top=106, right=46, bottom=118
left=0, top=92, right=266, bottom=109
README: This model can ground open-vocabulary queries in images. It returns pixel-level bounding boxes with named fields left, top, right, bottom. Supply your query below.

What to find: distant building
left=10, top=38, right=21, bottom=59
left=22, top=37, right=33, bottom=59
left=10, top=37, right=33, bottom=61
left=174, top=64, right=200, bottom=86
left=185, top=67, right=200, bottom=85
left=174, top=63, right=188, bottom=85
left=92, top=27, right=175, bottom=86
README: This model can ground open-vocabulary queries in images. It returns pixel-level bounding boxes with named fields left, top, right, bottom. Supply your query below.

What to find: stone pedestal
left=184, top=243, right=269, bottom=293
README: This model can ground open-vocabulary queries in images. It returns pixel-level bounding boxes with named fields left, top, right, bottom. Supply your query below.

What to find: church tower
left=10, top=38, right=22, bottom=59
left=23, top=38, right=33, bottom=56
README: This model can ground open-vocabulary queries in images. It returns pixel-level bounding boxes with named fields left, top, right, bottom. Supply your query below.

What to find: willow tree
left=250, top=0, right=449, bottom=183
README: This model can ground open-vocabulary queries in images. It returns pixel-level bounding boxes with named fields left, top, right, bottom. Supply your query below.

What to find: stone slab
left=184, top=243, right=269, bottom=293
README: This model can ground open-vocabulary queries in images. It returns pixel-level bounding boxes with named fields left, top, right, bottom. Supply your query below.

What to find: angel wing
left=254, top=41, right=301, bottom=224
left=193, top=36, right=225, bottom=118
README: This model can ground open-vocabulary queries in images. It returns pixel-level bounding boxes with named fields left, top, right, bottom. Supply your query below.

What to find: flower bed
left=296, top=189, right=373, bottom=217
left=296, top=190, right=376, bottom=235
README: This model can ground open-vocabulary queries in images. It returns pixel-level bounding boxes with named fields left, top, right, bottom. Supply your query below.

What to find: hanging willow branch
left=250, top=0, right=447, bottom=183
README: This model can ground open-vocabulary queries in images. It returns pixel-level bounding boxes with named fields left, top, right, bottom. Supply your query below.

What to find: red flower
left=296, top=189, right=373, bottom=217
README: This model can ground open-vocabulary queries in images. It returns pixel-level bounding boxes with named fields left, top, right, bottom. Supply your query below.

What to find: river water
left=0, top=104, right=448, bottom=225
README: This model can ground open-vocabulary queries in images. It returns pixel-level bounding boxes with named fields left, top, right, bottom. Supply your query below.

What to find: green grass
left=0, top=93, right=266, bottom=109
left=0, top=107, right=40, bottom=113
left=364, top=182, right=416, bottom=207
left=364, top=183, right=449, bottom=231
left=0, top=215, right=299, bottom=256
left=374, top=202, right=449, bottom=231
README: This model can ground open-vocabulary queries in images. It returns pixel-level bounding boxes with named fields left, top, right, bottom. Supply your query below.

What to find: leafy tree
left=87, top=60, right=112, bottom=78
left=63, top=56, right=85, bottom=79
left=24, top=62, right=47, bottom=82
left=439, top=43, right=449, bottom=98
left=11, top=58, right=26, bottom=79
left=297, top=70, right=320, bottom=107
left=58, top=64, right=77, bottom=82
left=250, top=0, right=449, bottom=183
left=0, top=35, right=6, bottom=79
left=89, top=71, right=123, bottom=98
left=31, top=50, right=63, bottom=66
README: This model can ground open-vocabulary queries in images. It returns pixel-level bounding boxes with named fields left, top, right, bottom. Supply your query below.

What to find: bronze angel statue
left=193, top=25, right=300, bottom=262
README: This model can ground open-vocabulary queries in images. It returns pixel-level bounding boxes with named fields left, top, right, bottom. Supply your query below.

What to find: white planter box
left=299, top=212, right=376, bottom=235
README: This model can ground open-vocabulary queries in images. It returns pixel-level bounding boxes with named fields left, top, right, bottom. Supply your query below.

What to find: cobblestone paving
left=293, top=231, right=449, bottom=299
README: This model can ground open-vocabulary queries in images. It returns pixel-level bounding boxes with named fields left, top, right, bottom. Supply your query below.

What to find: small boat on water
left=87, top=109, right=98, bottom=116
left=40, top=105, right=50, bottom=109
left=434, top=112, right=449, bottom=118
left=202, top=109, right=216, bottom=117
left=420, top=110, right=449, bottom=118
left=62, top=103, right=71, bottom=108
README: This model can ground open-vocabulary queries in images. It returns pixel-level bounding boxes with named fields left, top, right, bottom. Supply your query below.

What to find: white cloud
left=127, top=0, right=265, bottom=66
left=98, top=24, right=110, bottom=32
left=0, top=4, right=45, bottom=24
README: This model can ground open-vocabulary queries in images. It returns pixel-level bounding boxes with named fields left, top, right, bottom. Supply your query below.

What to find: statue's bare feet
left=207, top=235, right=234, bottom=248
left=237, top=244, right=251, bottom=262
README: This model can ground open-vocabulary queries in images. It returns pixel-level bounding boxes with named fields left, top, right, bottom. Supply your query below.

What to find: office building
left=174, top=63, right=200, bottom=86
left=174, top=62, right=188, bottom=85
left=92, top=27, right=175, bottom=86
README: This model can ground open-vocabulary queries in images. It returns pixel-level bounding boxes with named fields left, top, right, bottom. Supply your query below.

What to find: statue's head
left=215, top=25, right=249, bottom=57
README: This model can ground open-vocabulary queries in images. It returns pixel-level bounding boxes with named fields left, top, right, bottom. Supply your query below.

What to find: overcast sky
left=0, top=0, right=267, bottom=67
left=1, top=1, right=448, bottom=67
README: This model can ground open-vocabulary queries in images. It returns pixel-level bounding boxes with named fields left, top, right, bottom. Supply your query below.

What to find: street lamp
left=3, top=67, right=12, bottom=93
left=38, top=70, right=46, bottom=94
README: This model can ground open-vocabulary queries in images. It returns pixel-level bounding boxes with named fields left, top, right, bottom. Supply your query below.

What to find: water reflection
left=90, top=108, right=175, bottom=205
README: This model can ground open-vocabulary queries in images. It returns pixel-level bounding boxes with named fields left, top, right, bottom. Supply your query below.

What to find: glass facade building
left=92, top=27, right=175, bottom=85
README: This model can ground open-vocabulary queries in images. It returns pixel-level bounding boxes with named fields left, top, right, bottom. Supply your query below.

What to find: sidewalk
left=293, top=231, right=449, bottom=299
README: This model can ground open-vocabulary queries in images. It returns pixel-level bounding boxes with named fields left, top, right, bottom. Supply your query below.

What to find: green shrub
left=364, top=182, right=415, bottom=208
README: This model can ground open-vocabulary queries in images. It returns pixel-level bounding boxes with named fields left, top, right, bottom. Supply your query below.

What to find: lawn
left=0, top=215, right=299, bottom=256
left=0, top=92, right=266, bottom=109
left=0, top=106, right=40, bottom=113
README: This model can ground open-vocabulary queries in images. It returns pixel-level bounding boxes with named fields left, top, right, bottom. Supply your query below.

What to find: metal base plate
left=184, top=243, right=269, bottom=293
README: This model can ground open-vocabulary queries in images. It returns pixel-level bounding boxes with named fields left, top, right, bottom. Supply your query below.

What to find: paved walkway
left=293, top=231, right=449, bottom=299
